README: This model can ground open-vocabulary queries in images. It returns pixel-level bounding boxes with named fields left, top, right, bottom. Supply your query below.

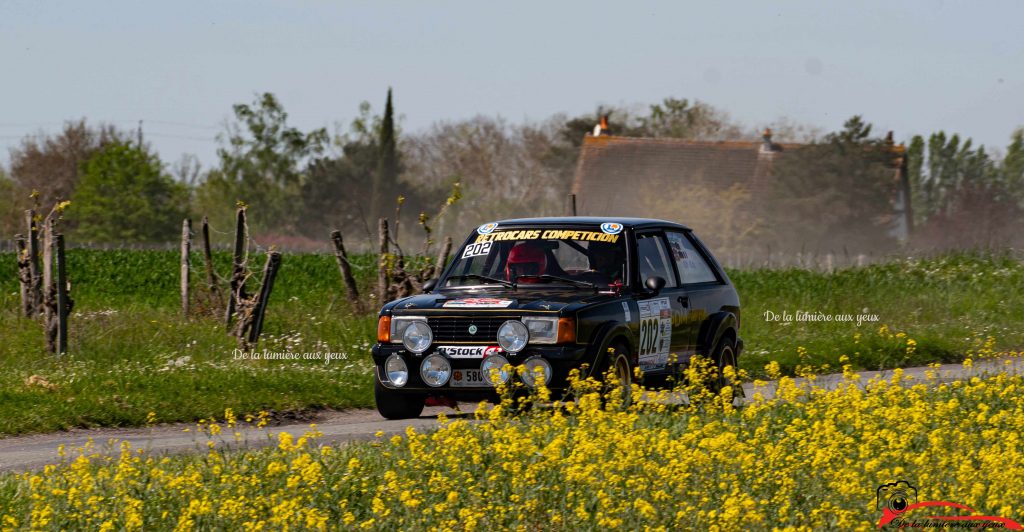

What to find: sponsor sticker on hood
left=442, top=298, right=514, bottom=308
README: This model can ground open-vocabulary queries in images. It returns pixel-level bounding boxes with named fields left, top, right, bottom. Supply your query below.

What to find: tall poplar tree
left=372, top=88, right=401, bottom=222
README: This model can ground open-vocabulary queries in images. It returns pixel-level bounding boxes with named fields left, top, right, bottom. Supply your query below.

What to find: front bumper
left=371, top=343, right=588, bottom=394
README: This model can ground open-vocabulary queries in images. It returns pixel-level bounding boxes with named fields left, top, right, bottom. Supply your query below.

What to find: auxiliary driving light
left=481, top=354, right=512, bottom=386
left=384, top=354, right=409, bottom=387
left=496, top=320, right=529, bottom=353
left=520, top=356, right=552, bottom=388
left=420, top=354, right=452, bottom=387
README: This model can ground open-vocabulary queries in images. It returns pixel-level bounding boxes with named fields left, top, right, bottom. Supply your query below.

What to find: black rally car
left=371, top=217, right=743, bottom=419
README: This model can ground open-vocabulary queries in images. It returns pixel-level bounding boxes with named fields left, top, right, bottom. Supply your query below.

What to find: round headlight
left=384, top=354, right=409, bottom=387
left=481, top=354, right=511, bottom=386
left=402, top=321, right=433, bottom=353
left=496, top=320, right=529, bottom=353
left=420, top=354, right=451, bottom=387
left=521, top=356, right=552, bottom=388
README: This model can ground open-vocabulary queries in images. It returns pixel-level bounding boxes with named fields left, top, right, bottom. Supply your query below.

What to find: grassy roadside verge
left=0, top=249, right=1020, bottom=437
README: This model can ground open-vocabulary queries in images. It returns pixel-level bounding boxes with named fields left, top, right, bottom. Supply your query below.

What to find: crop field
left=0, top=249, right=1021, bottom=436
left=2, top=366, right=1023, bottom=530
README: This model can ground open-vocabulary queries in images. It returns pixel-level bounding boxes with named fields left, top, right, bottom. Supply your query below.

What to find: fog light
left=481, top=354, right=511, bottom=385
left=521, top=356, right=552, bottom=388
left=420, top=354, right=451, bottom=387
left=384, top=354, right=408, bottom=387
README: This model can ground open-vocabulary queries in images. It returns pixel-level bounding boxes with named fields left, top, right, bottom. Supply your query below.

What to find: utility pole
left=137, top=119, right=143, bottom=147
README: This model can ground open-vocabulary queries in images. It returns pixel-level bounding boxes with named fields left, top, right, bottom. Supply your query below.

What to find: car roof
left=490, top=216, right=692, bottom=231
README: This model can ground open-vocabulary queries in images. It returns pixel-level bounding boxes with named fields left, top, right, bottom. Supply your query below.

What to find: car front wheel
left=374, top=379, right=426, bottom=420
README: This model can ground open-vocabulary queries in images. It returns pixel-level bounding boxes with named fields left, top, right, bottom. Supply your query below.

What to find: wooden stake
left=42, top=217, right=53, bottom=332
left=330, top=230, right=362, bottom=313
left=180, top=218, right=191, bottom=318
left=569, top=193, right=577, bottom=216
left=226, top=208, right=247, bottom=328
left=377, top=218, right=390, bottom=303
left=54, top=234, right=68, bottom=356
left=435, top=236, right=452, bottom=278
left=25, top=210, right=40, bottom=316
left=247, top=252, right=281, bottom=343
left=200, top=216, right=220, bottom=307
left=15, top=235, right=30, bottom=317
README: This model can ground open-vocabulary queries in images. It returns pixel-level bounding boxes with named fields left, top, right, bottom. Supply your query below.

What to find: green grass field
left=0, top=249, right=1020, bottom=436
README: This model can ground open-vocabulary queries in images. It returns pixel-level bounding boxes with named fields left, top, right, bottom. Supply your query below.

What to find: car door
left=633, top=231, right=689, bottom=374
left=665, top=230, right=727, bottom=358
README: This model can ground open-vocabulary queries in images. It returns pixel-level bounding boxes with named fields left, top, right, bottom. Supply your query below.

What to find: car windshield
left=442, top=226, right=627, bottom=289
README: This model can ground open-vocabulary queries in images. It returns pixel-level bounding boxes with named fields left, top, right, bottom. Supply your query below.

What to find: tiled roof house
left=570, top=130, right=797, bottom=217
left=570, top=126, right=911, bottom=243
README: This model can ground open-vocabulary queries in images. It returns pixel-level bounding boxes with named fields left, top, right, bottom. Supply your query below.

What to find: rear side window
left=636, top=233, right=678, bottom=288
left=666, top=232, right=719, bottom=284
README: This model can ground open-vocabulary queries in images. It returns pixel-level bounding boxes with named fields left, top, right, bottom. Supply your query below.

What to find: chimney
left=759, top=128, right=776, bottom=153
left=592, top=115, right=611, bottom=137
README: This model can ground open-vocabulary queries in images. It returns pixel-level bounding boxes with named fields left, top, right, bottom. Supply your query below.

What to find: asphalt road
left=1, top=358, right=1020, bottom=473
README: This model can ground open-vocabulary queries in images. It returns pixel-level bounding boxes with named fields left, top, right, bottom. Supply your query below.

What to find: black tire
left=710, top=337, right=745, bottom=400
left=374, top=379, right=426, bottom=420
left=598, top=343, right=634, bottom=409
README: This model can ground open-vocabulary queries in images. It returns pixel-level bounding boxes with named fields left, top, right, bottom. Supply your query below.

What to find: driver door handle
left=677, top=296, right=689, bottom=308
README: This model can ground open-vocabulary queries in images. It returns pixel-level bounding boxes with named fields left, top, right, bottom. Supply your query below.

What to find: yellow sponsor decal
left=474, top=229, right=620, bottom=244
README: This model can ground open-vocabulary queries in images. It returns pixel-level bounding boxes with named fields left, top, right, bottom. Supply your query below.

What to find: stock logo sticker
left=477, top=222, right=499, bottom=235
left=600, top=222, right=623, bottom=235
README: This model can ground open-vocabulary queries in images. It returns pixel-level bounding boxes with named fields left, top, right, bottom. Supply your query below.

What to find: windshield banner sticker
left=638, top=297, right=672, bottom=371
left=474, top=229, right=620, bottom=244
left=442, top=298, right=514, bottom=308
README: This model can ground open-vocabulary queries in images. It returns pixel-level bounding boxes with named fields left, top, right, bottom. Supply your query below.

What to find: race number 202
left=461, top=241, right=493, bottom=258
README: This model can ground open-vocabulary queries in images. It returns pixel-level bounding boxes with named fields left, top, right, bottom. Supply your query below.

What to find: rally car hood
left=385, top=289, right=622, bottom=314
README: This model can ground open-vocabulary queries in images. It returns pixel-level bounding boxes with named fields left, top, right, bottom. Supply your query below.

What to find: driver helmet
left=506, top=242, right=547, bottom=281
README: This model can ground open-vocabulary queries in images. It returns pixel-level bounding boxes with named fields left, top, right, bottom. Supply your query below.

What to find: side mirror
left=645, top=276, right=666, bottom=294
left=422, top=278, right=438, bottom=293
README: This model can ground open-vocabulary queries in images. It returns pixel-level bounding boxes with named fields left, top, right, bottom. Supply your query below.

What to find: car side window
left=666, top=231, right=719, bottom=284
left=636, top=233, right=678, bottom=288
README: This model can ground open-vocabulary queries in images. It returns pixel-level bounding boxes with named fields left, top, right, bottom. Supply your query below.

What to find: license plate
left=450, top=369, right=490, bottom=387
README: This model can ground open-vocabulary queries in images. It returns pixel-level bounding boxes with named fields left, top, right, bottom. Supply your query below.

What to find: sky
left=2, top=0, right=1022, bottom=171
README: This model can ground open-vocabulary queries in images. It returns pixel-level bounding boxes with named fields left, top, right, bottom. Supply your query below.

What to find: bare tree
left=8, top=120, right=123, bottom=208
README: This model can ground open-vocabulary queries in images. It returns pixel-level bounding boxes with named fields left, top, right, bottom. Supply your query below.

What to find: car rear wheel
left=374, top=379, right=426, bottom=420
left=710, top=337, right=745, bottom=403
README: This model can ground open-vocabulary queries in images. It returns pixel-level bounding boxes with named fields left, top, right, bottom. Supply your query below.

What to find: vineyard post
left=225, top=208, right=247, bottom=328
left=330, top=230, right=362, bottom=313
left=41, top=217, right=54, bottom=336
left=25, top=210, right=41, bottom=315
left=569, top=193, right=577, bottom=216
left=15, top=235, right=30, bottom=316
left=247, top=251, right=281, bottom=344
left=54, top=234, right=68, bottom=356
left=180, top=218, right=191, bottom=317
left=201, top=216, right=220, bottom=307
left=434, top=236, right=452, bottom=278
left=377, top=218, right=390, bottom=303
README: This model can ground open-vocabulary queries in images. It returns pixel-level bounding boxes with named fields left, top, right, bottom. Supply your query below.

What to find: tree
left=7, top=120, right=123, bottom=209
left=635, top=97, right=744, bottom=140
left=1003, top=128, right=1024, bottom=206
left=67, top=141, right=188, bottom=243
left=0, top=169, right=23, bottom=237
left=765, top=116, right=900, bottom=254
left=371, top=88, right=403, bottom=222
left=907, top=128, right=1024, bottom=248
left=197, top=93, right=328, bottom=233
